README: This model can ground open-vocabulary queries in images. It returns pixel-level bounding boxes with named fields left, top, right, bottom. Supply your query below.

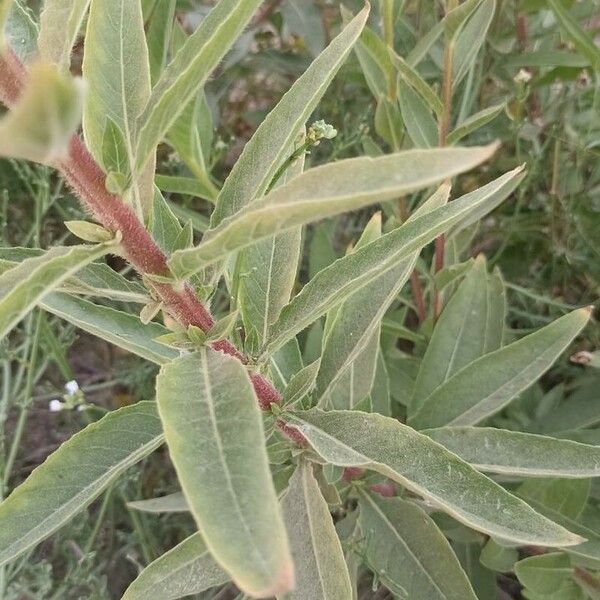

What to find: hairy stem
left=0, top=49, right=281, bottom=409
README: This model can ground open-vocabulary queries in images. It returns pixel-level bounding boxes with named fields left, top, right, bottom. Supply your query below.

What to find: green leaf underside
left=156, top=349, right=293, bottom=597
left=211, top=5, right=369, bottom=226
left=357, top=490, right=477, bottom=599
left=0, top=244, right=109, bottom=340
left=122, top=532, right=229, bottom=600
left=424, top=427, right=600, bottom=478
left=170, top=145, right=498, bottom=278
left=266, top=166, right=524, bottom=354
left=280, top=461, right=352, bottom=599
left=285, top=409, right=582, bottom=546
left=0, top=402, right=163, bottom=567
left=409, top=308, right=590, bottom=429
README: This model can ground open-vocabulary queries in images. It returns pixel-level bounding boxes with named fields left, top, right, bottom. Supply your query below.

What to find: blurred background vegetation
left=0, top=0, right=599, bottom=597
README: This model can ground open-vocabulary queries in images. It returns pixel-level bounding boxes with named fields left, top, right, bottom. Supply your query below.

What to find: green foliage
left=0, top=1, right=597, bottom=598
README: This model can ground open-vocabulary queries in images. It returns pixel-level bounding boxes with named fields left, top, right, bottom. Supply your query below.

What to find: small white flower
left=514, top=69, right=532, bottom=84
left=64, top=380, right=79, bottom=396
left=49, top=399, right=64, bottom=412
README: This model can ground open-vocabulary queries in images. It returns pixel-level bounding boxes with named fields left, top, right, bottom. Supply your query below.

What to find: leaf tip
left=257, top=560, right=295, bottom=597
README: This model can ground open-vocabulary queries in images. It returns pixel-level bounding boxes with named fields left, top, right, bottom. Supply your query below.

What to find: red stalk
left=0, top=49, right=282, bottom=409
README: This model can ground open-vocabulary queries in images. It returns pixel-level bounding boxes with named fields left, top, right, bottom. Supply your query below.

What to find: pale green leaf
left=410, top=255, right=503, bottom=415
left=424, top=427, right=600, bottom=478
left=135, top=0, right=263, bottom=175
left=548, top=0, right=600, bottom=72
left=279, top=460, right=352, bottom=600
left=284, top=409, right=582, bottom=546
left=150, top=187, right=184, bottom=255
left=0, top=63, right=82, bottom=163
left=265, top=166, right=523, bottom=355
left=398, top=79, right=438, bottom=148
left=40, top=293, right=176, bottom=364
left=127, top=492, right=188, bottom=514
left=317, top=186, right=449, bottom=409
left=211, top=6, right=369, bottom=226
left=83, top=0, right=152, bottom=216
left=238, top=143, right=305, bottom=353
left=0, top=401, right=163, bottom=567
left=145, top=0, right=176, bottom=84
left=374, top=95, right=404, bottom=148
left=3, top=0, right=38, bottom=62
left=156, top=349, right=293, bottom=597
left=0, top=0, right=11, bottom=48
left=452, top=0, right=495, bottom=85
left=280, top=0, right=325, bottom=58
left=515, top=553, right=572, bottom=595
left=409, top=308, right=591, bottom=429
left=122, top=532, right=229, bottom=600
left=447, top=103, right=505, bottom=145
left=155, top=174, right=216, bottom=203
left=283, top=359, right=320, bottom=407
left=171, top=145, right=499, bottom=278
left=0, top=244, right=108, bottom=340
left=357, top=490, right=477, bottom=599
left=38, top=0, right=90, bottom=72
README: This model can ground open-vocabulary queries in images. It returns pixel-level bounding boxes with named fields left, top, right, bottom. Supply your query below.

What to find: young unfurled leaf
left=280, top=460, right=352, bottom=600
left=283, top=359, right=320, bottom=407
left=285, top=409, right=583, bottom=546
left=38, top=0, right=90, bottom=72
left=211, top=5, right=369, bottom=226
left=122, top=532, right=229, bottom=600
left=0, top=402, right=163, bottom=567
left=410, top=256, right=504, bottom=416
left=170, top=145, right=499, bottom=278
left=266, top=166, right=523, bottom=355
left=424, top=427, right=600, bottom=479
left=135, top=0, right=263, bottom=176
left=0, top=63, right=82, bottom=163
left=357, top=490, right=477, bottom=599
left=409, top=308, right=591, bottom=429
left=0, top=244, right=109, bottom=340
left=156, top=349, right=293, bottom=597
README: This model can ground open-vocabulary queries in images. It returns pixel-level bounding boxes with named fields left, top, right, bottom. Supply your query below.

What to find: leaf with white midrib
left=211, top=6, right=369, bottom=226
left=265, top=166, right=524, bottom=355
left=279, top=460, right=352, bottom=600
left=357, top=490, right=477, bottom=599
left=0, top=402, right=163, bottom=567
left=409, top=308, right=591, bottom=429
left=156, top=349, right=293, bottom=597
left=285, top=409, right=583, bottom=546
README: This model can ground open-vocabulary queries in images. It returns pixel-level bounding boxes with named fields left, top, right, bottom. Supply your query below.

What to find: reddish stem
left=409, top=270, right=427, bottom=324
left=0, top=49, right=282, bottom=409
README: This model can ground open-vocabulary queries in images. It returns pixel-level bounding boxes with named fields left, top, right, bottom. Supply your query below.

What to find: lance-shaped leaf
left=424, top=427, right=600, bottom=479
left=122, top=532, right=229, bottom=600
left=0, top=401, right=163, bottom=566
left=40, top=292, right=176, bottom=364
left=145, top=0, right=176, bottom=85
left=135, top=0, right=263, bottom=175
left=284, top=409, right=582, bottom=546
left=83, top=0, right=152, bottom=216
left=409, top=255, right=504, bottom=415
left=156, top=349, right=293, bottom=597
left=265, top=166, right=524, bottom=355
left=317, top=185, right=449, bottom=408
left=38, top=0, right=90, bottom=72
left=0, top=244, right=109, bottom=340
left=0, top=63, right=82, bottom=163
left=447, top=103, right=505, bottom=145
left=357, top=490, right=477, bottom=599
left=238, top=140, right=305, bottom=354
left=211, top=5, right=369, bottom=226
left=398, top=79, right=438, bottom=148
left=280, top=460, right=352, bottom=600
left=170, top=144, right=498, bottom=278
left=409, top=308, right=591, bottom=429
